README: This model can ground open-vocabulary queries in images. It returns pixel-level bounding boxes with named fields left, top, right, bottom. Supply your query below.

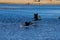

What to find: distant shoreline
left=0, top=2, right=60, bottom=5
left=0, top=3, right=60, bottom=6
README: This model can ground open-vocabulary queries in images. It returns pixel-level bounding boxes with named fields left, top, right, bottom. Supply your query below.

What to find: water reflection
left=32, top=21, right=39, bottom=27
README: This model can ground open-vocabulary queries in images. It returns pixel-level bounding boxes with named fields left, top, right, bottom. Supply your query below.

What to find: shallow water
left=0, top=4, right=60, bottom=40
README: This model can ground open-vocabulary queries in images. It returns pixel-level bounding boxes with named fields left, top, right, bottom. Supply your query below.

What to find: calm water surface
left=0, top=4, right=60, bottom=40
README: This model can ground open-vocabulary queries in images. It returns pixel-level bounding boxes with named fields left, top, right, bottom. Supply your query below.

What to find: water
left=0, top=4, right=60, bottom=40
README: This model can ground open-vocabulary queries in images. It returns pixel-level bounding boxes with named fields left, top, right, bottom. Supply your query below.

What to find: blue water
left=0, top=4, right=60, bottom=40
